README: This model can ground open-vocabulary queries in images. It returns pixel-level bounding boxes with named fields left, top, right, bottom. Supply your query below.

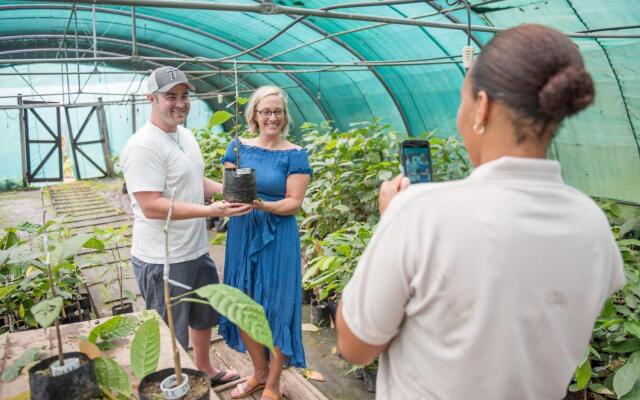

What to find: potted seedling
left=222, top=61, right=257, bottom=204
left=94, top=225, right=135, bottom=315
left=28, top=190, right=100, bottom=400
left=136, top=189, right=273, bottom=399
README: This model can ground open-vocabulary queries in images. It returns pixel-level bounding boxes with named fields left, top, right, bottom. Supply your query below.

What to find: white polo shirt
left=120, top=122, right=208, bottom=264
left=342, top=156, right=625, bottom=400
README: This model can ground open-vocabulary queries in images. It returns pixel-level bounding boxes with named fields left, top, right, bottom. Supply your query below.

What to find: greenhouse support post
left=17, top=94, right=28, bottom=187
left=97, top=97, right=115, bottom=176
left=130, top=94, right=136, bottom=134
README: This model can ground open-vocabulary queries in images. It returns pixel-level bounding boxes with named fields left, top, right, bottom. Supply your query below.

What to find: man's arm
left=134, top=191, right=250, bottom=220
left=336, top=302, right=388, bottom=365
left=203, top=177, right=223, bottom=198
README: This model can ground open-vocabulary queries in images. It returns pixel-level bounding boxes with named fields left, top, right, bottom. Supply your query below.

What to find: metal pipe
left=0, top=51, right=465, bottom=67
left=131, top=5, right=137, bottom=56
left=36, top=0, right=640, bottom=38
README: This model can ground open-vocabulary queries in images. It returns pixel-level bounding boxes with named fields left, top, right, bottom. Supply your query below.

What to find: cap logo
left=166, top=68, right=179, bottom=81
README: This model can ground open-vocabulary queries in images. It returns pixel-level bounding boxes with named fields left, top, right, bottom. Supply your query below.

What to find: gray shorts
left=131, top=253, right=220, bottom=349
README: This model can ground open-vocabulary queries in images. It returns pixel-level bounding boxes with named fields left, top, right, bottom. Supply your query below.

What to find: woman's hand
left=378, top=174, right=410, bottom=215
left=209, top=201, right=252, bottom=217
left=251, top=199, right=265, bottom=210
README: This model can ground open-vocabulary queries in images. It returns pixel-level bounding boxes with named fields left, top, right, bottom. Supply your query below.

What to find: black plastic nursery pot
left=139, top=368, right=210, bottom=400
left=29, top=352, right=100, bottom=400
left=112, top=302, right=134, bottom=316
left=78, top=293, right=92, bottom=311
left=310, top=300, right=331, bottom=327
left=223, top=168, right=257, bottom=203
left=363, top=367, right=377, bottom=393
left=301, top=288, right=314, bottom=305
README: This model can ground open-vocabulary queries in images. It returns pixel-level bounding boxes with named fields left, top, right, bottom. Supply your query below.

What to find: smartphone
left=400, top=140, right=433, bottom=184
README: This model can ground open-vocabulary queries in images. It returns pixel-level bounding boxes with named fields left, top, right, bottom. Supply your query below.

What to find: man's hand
left=210, top=201, right=251, bottom=217
left=378, top=174, right=410, bottom=215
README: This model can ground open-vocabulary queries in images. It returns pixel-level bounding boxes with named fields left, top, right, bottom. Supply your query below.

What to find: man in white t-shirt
left=120, top=66, right=250, bottom=386
left=337, top=160, right=625, bottom=399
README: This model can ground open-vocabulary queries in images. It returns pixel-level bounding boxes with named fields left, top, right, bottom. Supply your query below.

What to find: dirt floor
left=0, top=178, right=376, bottom=400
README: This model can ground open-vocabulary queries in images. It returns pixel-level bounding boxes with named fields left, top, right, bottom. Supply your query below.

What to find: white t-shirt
left=342, top=157, right=625, bottom=400
left=120, top=122, right=208, bottom=264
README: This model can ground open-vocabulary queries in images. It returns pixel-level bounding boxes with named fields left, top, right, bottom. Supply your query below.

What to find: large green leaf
left=130, top=318, right=160, bottom=381
left=0, top=244, right=41, bottom=267
left=31, top=297, right=63, bottom=328
left=16, top=222, right=41, bottom=234
left=208, top=110, right=233, bottom=128
left=88, top=316, right=137, bottom=343
left=614, top=351, right=640, bottom=398
left=0, top=347, right=41, bottom=382
left=627, top=322, right=640, bottom=340
left=193, top=284, right=274, bottom=351
left=94, top=356, right=131, bottom=397
left=50, top=233, right=92, bottom=266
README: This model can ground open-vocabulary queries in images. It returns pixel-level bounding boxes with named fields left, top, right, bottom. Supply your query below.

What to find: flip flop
left=261, top=388, right=282, bottom=400
left=210, top=369, right=240, bottom=386
left=230, top=376, right=266, bottom=399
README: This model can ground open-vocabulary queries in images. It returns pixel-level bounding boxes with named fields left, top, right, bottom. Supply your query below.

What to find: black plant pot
left=112, top=302, right=134, bottom=316
left=223, top=168, right=256, bottom=203
left=310, top=300, right=330, bottom=327
left=354, top=367, right=364, bottom=380
left=78, top=293, right=92, bottom=311
left=363, top=367, right=377, bottom=393
left=29, top=352, right=100, bottom=400
left=139, top=368, right=210, bottom=400
left=62, top=309, right=91, bottom=324
left=301, top=288, right=314, bottom=305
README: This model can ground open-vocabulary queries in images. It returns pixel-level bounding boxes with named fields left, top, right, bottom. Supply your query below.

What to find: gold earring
left=473, top=122, right=486, bottom=135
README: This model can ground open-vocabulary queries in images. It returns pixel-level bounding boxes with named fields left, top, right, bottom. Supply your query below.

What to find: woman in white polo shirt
left=336, top=24, right=625, bottom=400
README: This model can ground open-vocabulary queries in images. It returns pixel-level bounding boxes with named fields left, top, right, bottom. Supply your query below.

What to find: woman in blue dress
left=220, top=85, right=311, bottom=400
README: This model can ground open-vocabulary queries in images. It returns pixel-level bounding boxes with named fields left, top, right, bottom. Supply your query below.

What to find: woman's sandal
left=261, top=388, right=282, bottom=400
left=230, top=376, right=266, bottom=399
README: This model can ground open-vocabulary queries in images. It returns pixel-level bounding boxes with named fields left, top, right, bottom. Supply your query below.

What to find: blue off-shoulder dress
left=219, top=138, right=311, bottom=368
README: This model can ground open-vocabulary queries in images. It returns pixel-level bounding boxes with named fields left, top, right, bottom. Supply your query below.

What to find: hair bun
left=538, top=65, right=595, bottom=119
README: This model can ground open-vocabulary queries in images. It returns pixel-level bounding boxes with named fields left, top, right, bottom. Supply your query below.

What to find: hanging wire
left=444, top=0, right=472, bottom=46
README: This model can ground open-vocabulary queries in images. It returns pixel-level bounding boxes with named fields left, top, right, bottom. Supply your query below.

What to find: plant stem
left=163, top=188, right=183, bottom=385
left=42, top=188, right=64, bottom=366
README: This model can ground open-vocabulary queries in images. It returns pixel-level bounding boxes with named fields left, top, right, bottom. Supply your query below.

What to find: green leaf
left=606, top=339, right=640, bottom=354
left=82, top=237, right=105, bottom=252
left=236, top=96, right=249, bottom=105
left=31, top=297, right=63, bottom=328
left=89, top=316, right=137, bottom=343
left=0, top=244, right=41, bottom=267
left=614, top=351, right=640, bottom=397
left=130, top=318, right=160, bottom=381
left=50, top=233, right=91, bottom=266
left=16, top=222, right=41, bottom=234
left=0, top=284, right=18, bottom=300
left=574, top=358, right=591, bottom=389
left=94, top=356, right=131, bottom=397
left=208, top=110, right=233, bottom=128
left=0, top=347, right=41, bottom=382
left=627, top=322, right=640, bottom=340
left=193, top=284, right=274, bottom=352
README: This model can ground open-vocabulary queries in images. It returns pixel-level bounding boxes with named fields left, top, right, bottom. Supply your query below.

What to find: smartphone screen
left=400, top=140, right=433, bottom=184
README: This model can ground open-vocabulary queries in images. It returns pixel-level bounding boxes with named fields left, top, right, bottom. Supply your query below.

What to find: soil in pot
left=139, top=368, right=210, bottom=400
left=29, top=351, right=100, bottom=400
left=310, top=300, right=331, bottom=327
left=223, top=168, right=256, bottom=203
left=112, top=302, right=134, bottom=316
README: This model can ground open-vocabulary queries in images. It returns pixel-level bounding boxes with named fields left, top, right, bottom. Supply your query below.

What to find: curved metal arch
left=0, top=3, right=331, bottom=122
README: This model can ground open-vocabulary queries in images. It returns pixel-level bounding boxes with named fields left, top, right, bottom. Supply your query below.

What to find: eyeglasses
left=256, top=109, right=285, bottom=118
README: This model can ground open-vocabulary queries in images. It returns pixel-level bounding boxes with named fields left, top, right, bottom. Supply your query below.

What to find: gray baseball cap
left=147, top=66, right=195, bottom=93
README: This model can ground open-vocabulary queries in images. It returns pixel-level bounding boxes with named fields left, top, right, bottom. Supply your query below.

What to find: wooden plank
left=0, top=312, right=221, bottom=400
left=212, top=342, right=329, bottom=400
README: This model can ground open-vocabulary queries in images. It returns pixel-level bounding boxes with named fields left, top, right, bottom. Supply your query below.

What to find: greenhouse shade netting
left=0, top=0, right=638, bottom=204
